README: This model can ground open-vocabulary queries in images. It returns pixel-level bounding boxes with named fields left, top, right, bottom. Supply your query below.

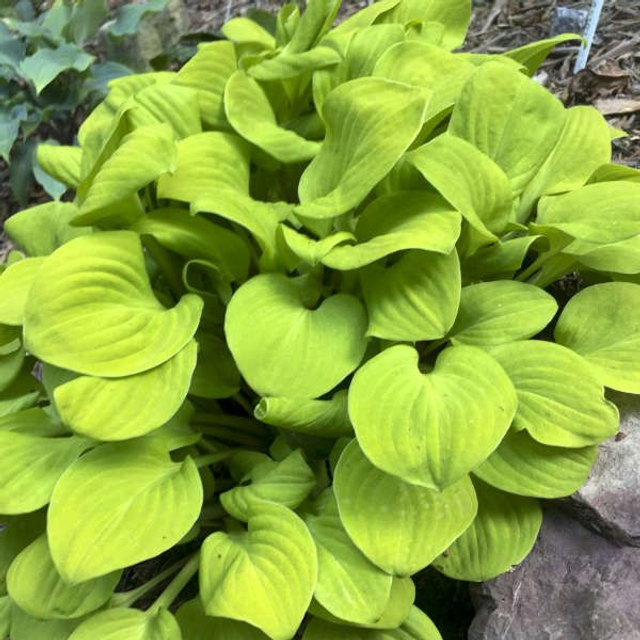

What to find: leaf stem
left=196, top=424, right=267, bottom=447
left=149, top=552, right=200, bottom=613
left=110, top=557, right=188, bottom=608
left=192, top=449, right=239, bottom=468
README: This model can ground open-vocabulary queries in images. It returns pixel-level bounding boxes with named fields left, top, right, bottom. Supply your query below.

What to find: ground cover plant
left=1, top=0, right=640, bottom=637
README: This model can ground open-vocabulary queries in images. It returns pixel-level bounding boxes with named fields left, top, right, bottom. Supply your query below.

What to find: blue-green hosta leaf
left=48, top=441, right=203, bottom=582
left=0, top=257, right=46, bottom=325
left=0, top=431, right=90, bottom=514
left=128, top=83, right=202, bottom=139
left=176, top=598, right=270, bottom=640
left=68, top=607, right=181, bottom=640
left=129, top=208, right=250, bottom=282
left=473, top=429, right=597, bottom=498
left=36, top=144, right=82, bottom=189
left=321, top=192, right=461, bottom=270
left=334, top=440, right=477, bottom=576
left=172, top=41, right=237, bottom=129
left=297, top=78, right=430, bottom=219
left=24, top=232, right=203, bottom=377
left=7, top=535, right=120, bottom=620
left=220, top=449, right=316, bottom=521
left=54, top=340, right=197, bottom=441
left=10, top=604, right=85, bottom=640
left=488, top=340, right=618, bottom=446
left=248, top=47, right=343, bottom=81
left=449, top=62, right=565, bottom=197
left=200, top=502, right=317, bottom=640
left=554, top=282, right=640, bottom=393
left=361, top=250, right=460, bottom=341
left=449, top=281, right=558, bottom=346
left=373, top=41, right=476, bottom=127
left=302, top=490, right=393, bottom=625
left=226, top=71, right=319, bottom=163
left=75, top=124, right=176, bottom=227
left=222, top=17, right=276, bottom=48
left=517, top=106, right=611, bottom=222
left=407, top=133, right=513, bottom=248
left=433, top=479, right=542, bottom=581
left=255, top=390, right=352, bottom=438
left=304, top=606, right=443, bottom=639
left=19, top=43, right=94, bottom=94
left=190, top=331, right=240, bottom=399
left=377, top=0, right=471, bottom=50
left=504, top=34, right=582, bottom=75
left=349, top=345, right=517, bottom=489
left=225, top=273, right=368, bottom=398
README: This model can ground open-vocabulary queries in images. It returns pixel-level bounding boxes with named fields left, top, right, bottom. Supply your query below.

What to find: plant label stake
left=574, top=0, right=605, bottom=73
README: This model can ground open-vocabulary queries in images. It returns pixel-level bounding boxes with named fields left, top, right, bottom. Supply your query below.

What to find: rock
left=563, top=391, right=640, bottom=547
left=549, top=7, right=587, bottom=37
left=469, top=509, right=640, bottom=640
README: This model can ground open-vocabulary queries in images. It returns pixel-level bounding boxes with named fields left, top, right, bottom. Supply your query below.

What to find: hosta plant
left=1, top=0, right=640, bottom=638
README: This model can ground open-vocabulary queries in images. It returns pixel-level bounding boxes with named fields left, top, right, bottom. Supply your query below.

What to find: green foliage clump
left=1, top=0, right=640, bottom=638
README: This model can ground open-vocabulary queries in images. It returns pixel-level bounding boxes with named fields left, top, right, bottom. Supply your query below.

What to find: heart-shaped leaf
left=554, top=282, right=640, bottom=393
left=24, top=231, right=203, bottom=378
left=473, top=429, right=597, bottom=498
left=449, top=281, right=557, bottom=346
left=7, top=535, right=120, bottom=620
left=200, top=502, right=317, bottom=640
left=297, top=77, right=430, bottom=219
left=302, top=490, right=393, bottom=625
left=488, top=340, right=618, bottom=446
left=361, top=250, right=460, bottom=341
left=349, top=345, right=517, bottom=489
left=225, top=273, right=368, bottom=398
left=36, top=145, right=82, bottom=189
left=0, top=258, right=46, bottom=325
left=303, top=606, right=443, bottom=640
left=433, top=479, right=542, bottom=582
left=333, top=440, right=477, bottom=575
left=54, top=340, right=198, bottom=441
left=48, top=441, right=203, bottom=582
left=68, top=607, right=181, bottom=640
left=0, top=431, right=91, bottom=514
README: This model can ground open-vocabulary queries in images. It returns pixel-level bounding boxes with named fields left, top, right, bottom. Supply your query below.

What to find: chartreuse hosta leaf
left=361, top=250, right=460, bottom=341
left=0, top=257, right=46, bottom=325
left=0, top=371, right=41, bottom=418
left=223, top=16, right=276, bottom=48
left=7, top=535, right=120, bottom=620
left=517, top=106, right=611, bottom=221
left=220, top=449, right=316, bottom=521
left=301, top=490, right=393, bottom=625
left=304, top=606, right=442, bottom=640
left=36, top=144, right=82, bottom=189
left=473, top=429, right=597, bottom=498
left=225, top=273, right=368, bottom=398
left=255, top=390, right=352, bottom=437
left=334, top=440, right=477, bottom=575
left=176, top=598, right=270, bottom=639
left=488, top=340, right=618, bottom=446
left=407, top=133, right=513, bottom=249
left=308, top=575, right=415, bottom=630
left=449, top=62, right=565, bottom=197
left=0, top=512, right=45, bottom=590
left=504, top=33, right=582, bottom=75
left=68, top=607, right=181, bottom=640
left=172, top=41, right=237, bottom=128
left=24, top=232, right=203, bottom=378
left=433, top=479, right=542, bottom=582
left=0, top=346, right=24, bottom=393
left=0, top=431, right=91, bottom=514
left=200, top=502, right=317, bottom=640
left=190, top=331, right=240, bottom=399
left=297, top=78, right=430, bottom=219
left=48, top=441, right=203, bottom=582
left=10, top=604, right=85, bottom=640
left=349, top=345, right=517, bottom=489
left=75, top=124, right=177, bottom=227
left=0, top=596, right=9, bottom=637
left=555, top=282, right=640, bottom=393
left=449, top=281, right=557, bottom=346
left=129, top=208, right=250, bottom=282
left=54, top=340, right=197, bottom=441
left=0, top=407, right=66, bottom=437
left=285, top=0, right=340, bottom=54
left=248, top=47, right=343, bottom=82
left=225, top=71, right=319, bottom=163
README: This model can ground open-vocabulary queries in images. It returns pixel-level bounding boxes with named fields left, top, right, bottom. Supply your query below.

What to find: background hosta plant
left=0, top=0, right=639, bottom=638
